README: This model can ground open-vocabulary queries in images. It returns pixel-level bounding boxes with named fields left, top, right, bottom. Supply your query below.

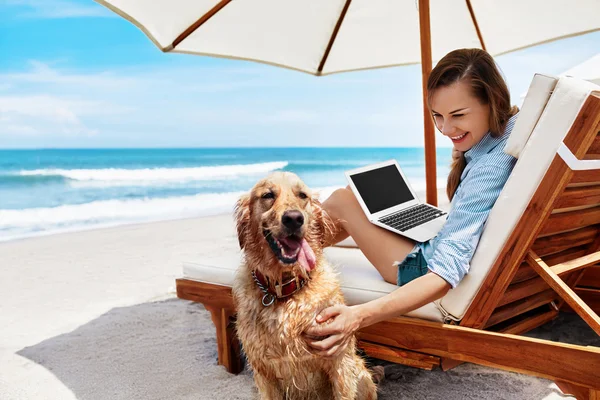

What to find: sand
left=1, top=193, right=596, bottom=399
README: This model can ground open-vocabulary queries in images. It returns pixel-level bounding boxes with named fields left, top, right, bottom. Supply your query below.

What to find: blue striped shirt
left=418, top=113, right=519, bottom=288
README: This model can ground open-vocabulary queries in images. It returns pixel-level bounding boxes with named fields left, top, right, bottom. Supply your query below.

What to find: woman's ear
left=234, top=194, right=251, bottom=250
left=311, top=195, right=335, bottom=248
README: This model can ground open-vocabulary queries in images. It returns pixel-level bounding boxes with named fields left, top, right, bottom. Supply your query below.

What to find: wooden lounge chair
left=176, top=74, right=600, bottom=398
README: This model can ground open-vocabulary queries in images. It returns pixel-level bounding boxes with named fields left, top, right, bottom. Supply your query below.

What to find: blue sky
left=1, top=0, right=599, bottom=149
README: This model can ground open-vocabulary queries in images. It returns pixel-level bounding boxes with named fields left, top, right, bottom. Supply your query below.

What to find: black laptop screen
left=349, top=164, right=415, bottom=214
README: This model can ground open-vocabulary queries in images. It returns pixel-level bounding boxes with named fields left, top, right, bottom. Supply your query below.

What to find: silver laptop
left=345, top=159, right=447, bottom=242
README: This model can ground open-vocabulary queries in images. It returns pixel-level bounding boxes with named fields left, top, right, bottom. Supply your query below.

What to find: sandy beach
left=0, top=191, right=594, bottom=399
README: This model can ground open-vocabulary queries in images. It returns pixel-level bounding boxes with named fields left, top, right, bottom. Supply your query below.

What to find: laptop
left=345, top=159, right=448, bottom=242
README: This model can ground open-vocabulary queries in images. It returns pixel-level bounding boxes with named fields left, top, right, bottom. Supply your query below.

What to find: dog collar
left=251, top=270, right=308, bottom=306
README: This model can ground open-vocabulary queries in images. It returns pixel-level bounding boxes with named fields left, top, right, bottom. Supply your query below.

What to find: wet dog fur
left=232, top=172, right=377, bottom=400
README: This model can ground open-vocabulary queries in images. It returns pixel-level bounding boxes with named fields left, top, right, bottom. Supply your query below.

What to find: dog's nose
left=282, top=210, right=304, bottom=230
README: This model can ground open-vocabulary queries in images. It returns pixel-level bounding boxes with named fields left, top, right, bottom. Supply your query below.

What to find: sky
left=1, top=0, right=599, bottom=149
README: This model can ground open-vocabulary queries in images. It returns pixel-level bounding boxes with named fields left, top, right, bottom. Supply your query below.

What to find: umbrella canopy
left=95, top=0, right=600, bottom=204
left=562, top=53, right=600, bottom=85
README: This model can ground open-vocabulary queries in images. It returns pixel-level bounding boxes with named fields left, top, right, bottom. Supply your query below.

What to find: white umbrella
left=563, top=53, right=600, bottom=85
left=95, top=0, right=600, bottom=205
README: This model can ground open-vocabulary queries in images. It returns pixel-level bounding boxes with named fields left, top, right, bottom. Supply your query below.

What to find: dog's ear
left=234, top=194, right=251, bottom=250
left=310, top=195, right=336, bottom=247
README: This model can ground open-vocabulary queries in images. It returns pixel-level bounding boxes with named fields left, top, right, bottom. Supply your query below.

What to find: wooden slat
left=540, top=206, right=600, bottom=236
left=551, top=251, right=600, bottom=276
left=576, top=288, right=600, bottom=313
left=176, top=279, right=235, bottom=309
left=585, top=133, right=600, bottom=156
left=526, top=251, right=600, bottom=335
left=499, top=277, right=550, bottom=307
left=359, top=316, right=600, bottom=389
left=510, top=246, right=589, bottom=286
left=503, top=249, right=600, bottom=305
left=498, top=308, right=558, bottom=335
left=485, top=290, right=557, bottom=328
left=440, top=357, right=463, bottom=371
left=561, top=288, right=600, bottom=314
left=532, top=226, right=599, bottom=257
left=556, top=186, right=600, bottom=209
left=543, top=245, right=590, bottom=266
left=571, top=170, right=600, bottom=185
left=357, top=340, right=440, bottom=370
left=563, top=94, right=600, bottom=159
left=512, top=263, right=537, bottom=283
left=579, top=266, right=600, bottom=288
left=556, top=381, right=596, bottom=400
left=557, top=233, right=600, bottom=314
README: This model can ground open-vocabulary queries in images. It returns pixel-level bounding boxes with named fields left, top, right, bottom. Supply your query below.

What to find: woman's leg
left=322, top=187, right=416, bottom=285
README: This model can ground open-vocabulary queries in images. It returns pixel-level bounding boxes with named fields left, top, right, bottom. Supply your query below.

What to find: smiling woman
left=427, top=48, right=520, bottom=200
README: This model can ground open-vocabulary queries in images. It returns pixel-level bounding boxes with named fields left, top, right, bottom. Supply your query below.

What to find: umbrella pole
left=418, top=0, right=438, bottom=206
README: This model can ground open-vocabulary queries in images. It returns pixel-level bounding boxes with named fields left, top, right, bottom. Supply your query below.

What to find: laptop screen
left=349, top=164, right=415, bottom=214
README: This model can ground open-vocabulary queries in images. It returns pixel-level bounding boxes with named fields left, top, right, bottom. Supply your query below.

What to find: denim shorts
left=394, top=244, right=429, bottom=287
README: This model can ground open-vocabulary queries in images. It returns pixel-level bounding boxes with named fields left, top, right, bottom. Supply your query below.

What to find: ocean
left=0, top=148, right=452, bottom=242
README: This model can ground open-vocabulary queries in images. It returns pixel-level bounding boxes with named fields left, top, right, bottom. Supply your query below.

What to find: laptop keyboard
left=379, top=204, right=447, bottom=232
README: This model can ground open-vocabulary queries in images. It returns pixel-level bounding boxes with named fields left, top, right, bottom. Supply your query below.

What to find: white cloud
left=0, top=61, right=140, bottom=89
left=0, top=95, right=110, bottom=137
left=4, top=0, right=114, bottom=19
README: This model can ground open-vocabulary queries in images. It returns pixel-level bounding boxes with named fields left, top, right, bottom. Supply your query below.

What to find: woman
left=304, top=48, right=520, bottom=357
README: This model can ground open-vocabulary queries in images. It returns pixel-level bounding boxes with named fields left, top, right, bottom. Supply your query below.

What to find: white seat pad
left=182, top=246, right=443, bottom=322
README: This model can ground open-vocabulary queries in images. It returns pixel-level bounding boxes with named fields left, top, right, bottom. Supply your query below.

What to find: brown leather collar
left=252, top=270, right=308, bottom=306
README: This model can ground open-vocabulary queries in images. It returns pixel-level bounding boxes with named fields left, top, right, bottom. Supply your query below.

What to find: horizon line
left=0, top=146, right=453, bottom=151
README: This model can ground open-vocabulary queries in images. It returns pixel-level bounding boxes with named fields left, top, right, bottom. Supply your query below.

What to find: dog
left=232, top=171, right=378, bottom=400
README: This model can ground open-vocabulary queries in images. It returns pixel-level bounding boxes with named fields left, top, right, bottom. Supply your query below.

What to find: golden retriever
left=232, top=171, right=378, bottom=400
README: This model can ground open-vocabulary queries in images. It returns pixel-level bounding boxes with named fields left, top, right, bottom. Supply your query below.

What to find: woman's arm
left=356, top=271, right=450, bottom=327
left=304, top=272, right=450, bottom=357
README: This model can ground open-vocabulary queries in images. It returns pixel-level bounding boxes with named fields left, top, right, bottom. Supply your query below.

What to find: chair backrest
left=436, top=75, right=600, bottom=328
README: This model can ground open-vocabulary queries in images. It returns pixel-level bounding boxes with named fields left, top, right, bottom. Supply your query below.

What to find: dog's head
left=234, top=172, right=332, bottom=276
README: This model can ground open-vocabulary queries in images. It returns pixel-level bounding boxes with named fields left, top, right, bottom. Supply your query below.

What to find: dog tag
left=262, top=293, right=276, bottom=307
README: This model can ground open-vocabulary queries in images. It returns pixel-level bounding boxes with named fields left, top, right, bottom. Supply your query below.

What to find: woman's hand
left=303, top=304, right=362, bottom=358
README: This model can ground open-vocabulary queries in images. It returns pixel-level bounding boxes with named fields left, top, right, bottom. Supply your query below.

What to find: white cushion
left=504, top=74, right=558, bottom=158
left=439, top=76, right=600, bottom=321
left=182, top=246, right=443, bottom=322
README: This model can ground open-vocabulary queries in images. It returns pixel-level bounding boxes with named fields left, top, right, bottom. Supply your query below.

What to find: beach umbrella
left=94, top=0, right=600, bottom=206
left=562, top=53, right=600, bottom=85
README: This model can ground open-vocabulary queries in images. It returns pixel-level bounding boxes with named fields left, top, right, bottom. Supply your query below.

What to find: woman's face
left=430, top=80, right=491, bottom=152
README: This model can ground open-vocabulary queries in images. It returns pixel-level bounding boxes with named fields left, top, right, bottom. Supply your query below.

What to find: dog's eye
left=261, top=192, right=275, bottom=199
left=298, top=192, right=308, bottom=200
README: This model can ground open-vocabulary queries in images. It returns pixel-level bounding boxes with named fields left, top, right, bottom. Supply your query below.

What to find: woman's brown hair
left=427, top=48, right=519, bottom=201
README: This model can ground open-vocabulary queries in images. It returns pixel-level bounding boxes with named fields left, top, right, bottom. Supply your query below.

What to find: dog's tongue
left=297, top=239, right=316, bottom=272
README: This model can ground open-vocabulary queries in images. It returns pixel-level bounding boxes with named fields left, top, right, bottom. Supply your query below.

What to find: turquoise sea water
left=0, top=148, right=452, bottom=242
